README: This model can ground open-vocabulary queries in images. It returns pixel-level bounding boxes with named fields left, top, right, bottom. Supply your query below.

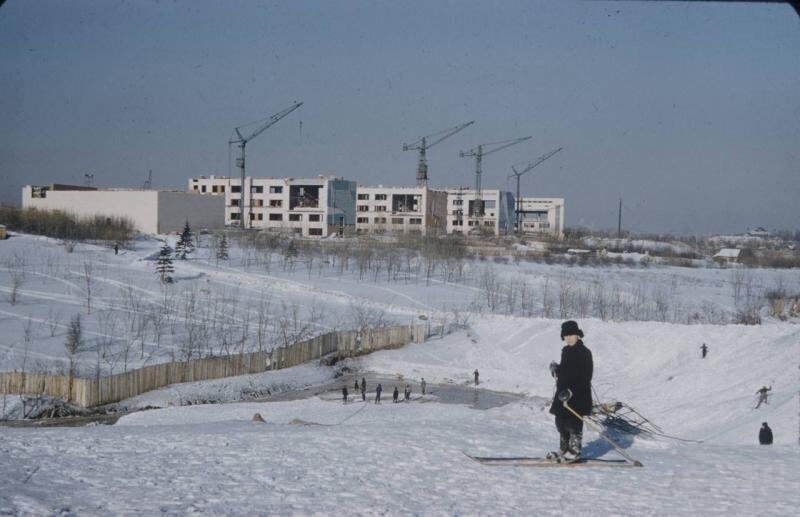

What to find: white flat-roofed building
left=189, top=175, right=356, bottom=238
left=445, top=188, right=514, bottom=236
left=22, top=184, right=224, bottom=235
left=515, top=197, right=565, bottom=239
left=354, top=186, right=447, bottom=236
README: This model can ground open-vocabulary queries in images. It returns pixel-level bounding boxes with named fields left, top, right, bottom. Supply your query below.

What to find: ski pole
left=559, top=389, right=644, bottom=467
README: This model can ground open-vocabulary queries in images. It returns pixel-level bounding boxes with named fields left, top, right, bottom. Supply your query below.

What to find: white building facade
left=354, top=186, right=447, bottom=236
left=189, top=175, right=356, bottom=237
left=515, top=197, right=565, bottom=238
left=22, top=184, right=224, bottom=235
left=445, top=188, right=515, bottom=236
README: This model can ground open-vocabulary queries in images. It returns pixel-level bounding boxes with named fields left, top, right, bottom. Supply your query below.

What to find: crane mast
left=403, top=120, right=474, bottom=187
left=509, top=147, right=563, bottom=234
left=229, top=101, right=303, bottom=228
left=459, top=136, right=531, bottom=217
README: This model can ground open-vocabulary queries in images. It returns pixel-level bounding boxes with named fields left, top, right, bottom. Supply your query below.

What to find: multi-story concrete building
left=189, top=175, right=356, bottom=237
left=445, top=188, right=515, bottom=236
left=22, top=184, right=224, bottom=235
left=515, top=197, right=565, bottom=239
left=354, top=186, right=447, bottom=236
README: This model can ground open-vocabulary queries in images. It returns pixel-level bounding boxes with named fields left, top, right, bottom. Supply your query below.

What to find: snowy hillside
left=1, top=231, right=797, bottom=376
left=1, top=231, right=799, bottom=514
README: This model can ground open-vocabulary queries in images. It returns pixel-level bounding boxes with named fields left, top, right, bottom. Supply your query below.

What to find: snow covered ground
left=1, top=232, right=798, bottom=514
left=1, top=231, right=797, bottom=376
left=2, top=317, right=798, bottom=514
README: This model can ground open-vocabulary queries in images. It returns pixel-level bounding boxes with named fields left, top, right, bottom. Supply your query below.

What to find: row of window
left=229, top=212, right=322, bottom=222
left=450, top=220, right=494, bottom=227
left=357, top=193, right=388, bottom=200
left=357, top=205, right=389, bottom=212
left=193, top=184, right=285, bottom=194
left=356, top=217, right=423, bottom=225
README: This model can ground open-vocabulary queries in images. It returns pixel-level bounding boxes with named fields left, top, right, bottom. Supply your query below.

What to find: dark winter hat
left=560, top=320, right=584, bottom=340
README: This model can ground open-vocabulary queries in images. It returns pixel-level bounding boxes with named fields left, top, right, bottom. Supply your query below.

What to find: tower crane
left=229, top=101, right=303, bottom=228
left=403, top=120, right=475, bottom=187
left=459, top=136, right=531, bottom=216
left=509, top=147, right=563, bottom=234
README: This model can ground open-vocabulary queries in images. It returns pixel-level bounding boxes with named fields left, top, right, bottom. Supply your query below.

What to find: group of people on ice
left=341, top=377, right=429, bottom=404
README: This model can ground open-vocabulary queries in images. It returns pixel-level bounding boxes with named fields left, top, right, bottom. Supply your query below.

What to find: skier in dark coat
left=549, top=320, right=593, bottom=460
left=700, top=343, right=708, bottom=359
left=754, top=386, right=772, bottom=409
left=474, top=369, right=480, bottom=386
left=421, top=378, right=427, bottom=395
left=393, top=386, right=399, bottom=403
left=759, top=422, right=773, bottom=445
left=374, top=383, right=382, bottom=404
left=342, top=386, right=348, bottom=404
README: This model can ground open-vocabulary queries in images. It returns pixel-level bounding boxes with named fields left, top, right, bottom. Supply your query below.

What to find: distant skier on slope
left=700, top=343, right=708, bottom=359
left=393, top=386, right=399, bottom=403
left=549, top=320, right=593, bottom=461
left=421, top=378, right=427, bottom=395
left=474, top=369, right=480, bottom=386
left=759, top=422, right=773, bottom=445
left=342, top=386, right=348, bottom=404
left=375, top=383, right=382, bottom=404
left=755, top=386, right=772, bottom=408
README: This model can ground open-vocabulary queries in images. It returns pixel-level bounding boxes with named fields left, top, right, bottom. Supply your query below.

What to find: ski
left=464, top=453, right=636, bottom=468
left=560, top=389, right=645, bottom=467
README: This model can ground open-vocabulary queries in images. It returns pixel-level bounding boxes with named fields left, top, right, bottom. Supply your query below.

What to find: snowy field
left=1, top=232, right=797, bottom=375
left=1, top=232, right=799, bottom=514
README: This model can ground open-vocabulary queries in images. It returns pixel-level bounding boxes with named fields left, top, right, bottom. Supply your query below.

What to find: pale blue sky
left=1, top=1, right=798, bottom=234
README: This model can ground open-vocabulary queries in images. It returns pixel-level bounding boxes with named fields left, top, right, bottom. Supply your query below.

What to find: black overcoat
left=549, top=340, right=594, bottom=417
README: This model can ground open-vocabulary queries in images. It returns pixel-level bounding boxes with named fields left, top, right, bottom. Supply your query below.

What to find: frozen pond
left=258, top=373, right=528, bottom=410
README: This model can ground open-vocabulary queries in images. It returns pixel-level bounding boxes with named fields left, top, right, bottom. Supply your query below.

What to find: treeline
left=0, top=206, right=134, bottom=244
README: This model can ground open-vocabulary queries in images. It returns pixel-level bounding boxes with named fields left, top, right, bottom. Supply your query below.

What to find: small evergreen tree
left=175, top=221, right=195, bottom=260
left=156, top=243, right=175, bottom=283
left=216, top=234, right=229, bottom=261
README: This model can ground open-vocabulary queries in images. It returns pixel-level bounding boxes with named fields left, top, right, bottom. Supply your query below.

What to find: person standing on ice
left=421, top=378, right=427, bottom=395
left=393, top=386, right=400, bottom=403
left=361, top=377, right=367, bottom=401
left=754, top=386, right=772, bottom=408
left=473, top=369, right=480, bottom=386
left=375, top=383, right=382, bottom=404
left=758, top=422, right=773, bottom=445
left=549, top=320, right=593, bottom=460
left=700, top=343, right=708, bottom=359
left=404, top=384, right=411, bottom=402
left=354, top=379, right=359, bottom=392
left=342, top=386, right=349, bottom=404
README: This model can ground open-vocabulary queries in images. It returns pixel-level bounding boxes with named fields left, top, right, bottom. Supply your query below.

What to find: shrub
left=0, top=206, right=134, bottom=244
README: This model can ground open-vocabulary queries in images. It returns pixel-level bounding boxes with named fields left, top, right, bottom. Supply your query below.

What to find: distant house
left=713, top=248, right=741, bottom=264
left=747, top=227, right=770, bottom=237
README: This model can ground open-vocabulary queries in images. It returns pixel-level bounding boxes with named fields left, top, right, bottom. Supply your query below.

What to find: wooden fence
left=0, top=324, right=425, bottom=408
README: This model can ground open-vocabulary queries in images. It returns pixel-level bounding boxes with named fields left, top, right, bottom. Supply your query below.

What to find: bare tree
left=82, top=260, right=95, bottom=314
left=4, top=252, right=26, bottom=305
left=64, top=314, right=84, bottom=401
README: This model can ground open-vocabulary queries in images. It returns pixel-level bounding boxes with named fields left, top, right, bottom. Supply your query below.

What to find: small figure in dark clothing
left=342, top=386, right=348, bottom=404
left=113, top=243, right=119, bottom=255
left=759, top=422, right=773, bottom=445
left=361, top=377, right=367, bottom=401
left=474, top=369, right=479, bottom=386
left=404, top=384, right=411, bottom=402
left=355, top=379, right=359, bottom=392
left=393, top=386, right=399, bottom=403
left=700, top=343, right=708, bottom=359
left=375, top=383, right=382, bottom=404
left=549, top=320, right=593, bottom=461
left=421, top=378, right=427, bottom=396
left=755, top=386, right=772, bottom=409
